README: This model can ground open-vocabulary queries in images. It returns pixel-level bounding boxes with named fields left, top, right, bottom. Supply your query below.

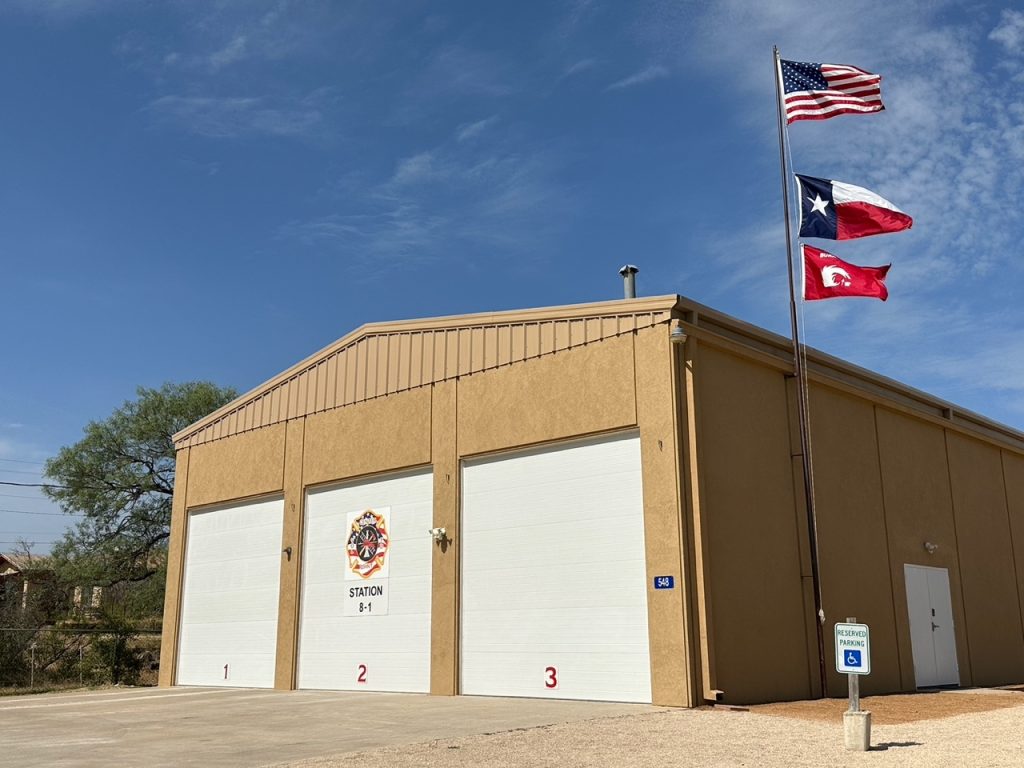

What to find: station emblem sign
left=346, top=509, right=390, bottom=579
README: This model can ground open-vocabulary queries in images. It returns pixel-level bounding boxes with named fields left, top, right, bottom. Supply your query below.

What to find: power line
left=0, top=627, right=162, bottom=635
left=0, top=480, right=76, bottom=490
left=0, top=508, right=82, bottom=517
left=0, top=468, right=45, bottom=476
left=0, top=492, right=47, bottom=500
left=0, top=457, right=46, bottom=466
left=0, top=540, right=58, bottom=544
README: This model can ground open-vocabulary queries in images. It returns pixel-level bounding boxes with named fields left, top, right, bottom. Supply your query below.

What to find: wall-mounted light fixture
left=669, top=319, right=688, bottom=345
left=428, top=527, right=447, bottom=543
left=923, top=541, right=938, bottom=554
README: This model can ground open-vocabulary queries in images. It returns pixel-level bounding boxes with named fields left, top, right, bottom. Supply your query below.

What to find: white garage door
left=461, top=432, right=651, bottom=703
left=297, top=469, right=433, bottom=692
left=177, top=496, right=284, bottom=688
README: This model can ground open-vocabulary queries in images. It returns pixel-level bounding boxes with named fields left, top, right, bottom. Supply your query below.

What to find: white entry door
left=177, top=497, right=284, bottom=688
left=904, top=564, right=960, bottom=688
left=297, top=469, right=433, bottom=693
left=461, top=432, right=651, bottom=703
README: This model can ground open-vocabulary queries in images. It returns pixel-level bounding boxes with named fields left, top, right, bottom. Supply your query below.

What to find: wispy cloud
left=0, top=432, right=52, bottom=464
left=4, top=0, right=126, bottom=19
left=112, top=2, right=374, bottom=78
left=279, top=138, right=573, bottom=275
left=687, top=213, right=790, bottom=324
left=606, top=64, right=669, bottom=91
left=456, top=115, right=498, bottom=142
left=389, top=152, right=439, bottom=186
left=278, top=204, right=447, bottom=273
left=146, top=94, right=323, bottom=138
left=175, top=156, right=222, bottom=176
left=390, top=44, right=516, bottom=124
left=990, top=9, right=1024, bottom=54
left=553, top=0, right=604, bottom=41
left=563, top=58, right=597, bottom=78
left=208, top=34, right=248, bottom=71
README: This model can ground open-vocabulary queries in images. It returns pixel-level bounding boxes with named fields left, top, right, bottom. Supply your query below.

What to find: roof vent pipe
left=619, top=264, right=639, bottom=299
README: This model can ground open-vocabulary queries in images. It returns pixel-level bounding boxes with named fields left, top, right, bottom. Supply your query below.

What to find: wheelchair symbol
left=845, top=650, right=862, bottom=667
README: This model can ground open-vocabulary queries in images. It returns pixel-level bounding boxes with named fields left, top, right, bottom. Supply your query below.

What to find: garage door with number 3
left=460, top=433, right=652, bottom=703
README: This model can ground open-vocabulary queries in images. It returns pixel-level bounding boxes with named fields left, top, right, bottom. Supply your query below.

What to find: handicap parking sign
left=835, top=622, right=871, bottom=675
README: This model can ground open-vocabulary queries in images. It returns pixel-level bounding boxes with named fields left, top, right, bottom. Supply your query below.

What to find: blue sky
left=3, top=0, right=1024, bottom=553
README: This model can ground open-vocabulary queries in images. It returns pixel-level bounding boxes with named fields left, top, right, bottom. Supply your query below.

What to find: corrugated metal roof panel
left=174, top=296, right=679, bottom=448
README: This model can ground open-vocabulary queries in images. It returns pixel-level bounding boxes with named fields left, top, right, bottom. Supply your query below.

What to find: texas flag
left=796, top=174, right=912, bottom=240
left=803, top=244, right=890, bottom=301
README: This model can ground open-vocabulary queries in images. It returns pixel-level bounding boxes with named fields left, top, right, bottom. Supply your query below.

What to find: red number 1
left=544, top=666, right=557, bottom=689
left=357, top=664, right=367, bottom=684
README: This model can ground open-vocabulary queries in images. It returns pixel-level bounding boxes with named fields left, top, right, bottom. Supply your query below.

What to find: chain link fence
left=0, top=626, right=161, bottom=692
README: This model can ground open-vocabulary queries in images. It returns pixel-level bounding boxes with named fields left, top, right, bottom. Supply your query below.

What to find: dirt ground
left=282, top=687, right=1024, bottom=768
left=751, top=685, right=1024, bottom=724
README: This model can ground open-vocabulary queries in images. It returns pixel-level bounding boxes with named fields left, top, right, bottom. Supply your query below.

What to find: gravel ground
left=276, top=690, right=1024, bottom=768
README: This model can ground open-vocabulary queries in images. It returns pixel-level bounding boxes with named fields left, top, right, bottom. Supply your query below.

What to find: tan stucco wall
left=429, top=381, right=459, bottom=696
left=634, top=326, right=693, bottom=707
left=302, top=388, right=432, bottom=487
left=275, top=418, right=306, bottom=689
left=874, top=409, right=970, bottom=689
left=809, top=387, right=901, bottom=697
left=456, top=333, right=636, bottom=457
left=947, top=432, right=1024, bottom=685
left=1002, top=452, right=1024, bottom=642
left=679, top=338, right=720, bottom=703
left=689, top=340, right=1024, bottom=704
left=185, top=424, right=286, bottom=508
left=157, top=447, right=191, bottom=687
left=695, top=345, right=812, bottom=704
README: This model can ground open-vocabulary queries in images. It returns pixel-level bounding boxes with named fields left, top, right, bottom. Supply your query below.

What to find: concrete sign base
left=843, top=710, right=872, bottom=751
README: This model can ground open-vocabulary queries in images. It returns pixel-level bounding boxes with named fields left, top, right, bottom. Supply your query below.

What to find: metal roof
left=173, top=295, right=679, bottom=449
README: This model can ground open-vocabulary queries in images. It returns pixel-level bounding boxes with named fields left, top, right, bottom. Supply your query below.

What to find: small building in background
left=0, top=553, right=51, bottom=611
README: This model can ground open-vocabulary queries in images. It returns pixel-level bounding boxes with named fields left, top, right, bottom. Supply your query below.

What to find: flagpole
left=773, top=45, right=828, bottom=698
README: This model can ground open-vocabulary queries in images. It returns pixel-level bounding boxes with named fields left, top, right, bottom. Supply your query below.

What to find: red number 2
left=357, top=664, right=367, bottom=684
left=544, top=666, right=557, bottom=689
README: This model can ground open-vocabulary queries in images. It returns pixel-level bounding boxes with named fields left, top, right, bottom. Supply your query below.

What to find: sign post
left=835, top=618, right=871, bottom=751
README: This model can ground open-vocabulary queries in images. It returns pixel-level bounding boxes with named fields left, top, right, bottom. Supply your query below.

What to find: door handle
left=931, top=622, right=939, bottom=631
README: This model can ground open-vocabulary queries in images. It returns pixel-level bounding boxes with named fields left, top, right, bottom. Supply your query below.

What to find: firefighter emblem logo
left=346, top=510, right=389, bottom=579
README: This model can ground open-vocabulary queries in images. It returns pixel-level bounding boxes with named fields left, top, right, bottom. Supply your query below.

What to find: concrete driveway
left=0, top=687, right=655, bottom=768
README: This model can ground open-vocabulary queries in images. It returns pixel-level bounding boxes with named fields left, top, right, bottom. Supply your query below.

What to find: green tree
left=43, top=382, right=236, bottom=598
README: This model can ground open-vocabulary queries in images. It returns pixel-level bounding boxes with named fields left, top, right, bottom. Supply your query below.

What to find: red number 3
left=544, top=666, right=557, bottom=689
left=357, top=664, right=367, bottom=683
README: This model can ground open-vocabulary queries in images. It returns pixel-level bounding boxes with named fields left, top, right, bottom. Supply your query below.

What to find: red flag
left=802, top=245, right=890, bottom=301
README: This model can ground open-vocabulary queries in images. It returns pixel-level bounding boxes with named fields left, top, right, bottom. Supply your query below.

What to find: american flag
left=780, top=60, right=884, bottom=124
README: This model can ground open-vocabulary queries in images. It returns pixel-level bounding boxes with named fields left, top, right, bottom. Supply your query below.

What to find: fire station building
left=158, top=294, right=1024, bottom=706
